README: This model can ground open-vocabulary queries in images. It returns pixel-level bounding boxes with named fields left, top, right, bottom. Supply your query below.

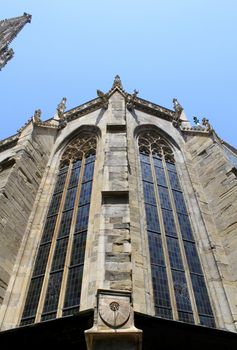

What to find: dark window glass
left=166, top=237, right=183, bottom=270
left=59, top=165, right=69, bottom=174
left=21, top=277, right=44, bottom=318
left=148, top=231, right=165, bottom=266
left=158, top=186, right=172, bottom=210
left=162, top=209, right=177, bottom=237
left=20, top=317, right=35, bottom=326
left=155, top=307, right=173, bottom=320
left=85, top=154, right=96, bottom=164
left=48, top=193, right=62, bottom=216
left=58, top=210, right=73, bottom=238
left=64, top=265, right=84, bottom=308
left=68, top=166, right=81, bottom=188
left=75, top=204, right=90, bottom=233
left=41, top=216, right=57, bottom=243
left=145, top=204, right=160, bottom=232
left=173, top=190, right=187, bottom=214
left=41, top=312, right=57, bottom=321
left=54, top=172, right=67, bottom=193
left=178, top=214, right=194, bottom=241
left=155, top=166, right=167, bottom=186
left=63, top=187, right=77, bottom=210
left=143, top=181, right=156, bottom=205
left=168, top=171, right=181, bottom=190
left=79, top=181, right=93, bottom=205
left=70, top=232, right=87, bottom=266
left=32, top=243, right=51, bottom=277
left=152, top=266, right=171, bottom=309
left=199, top=315, right=216, bottom=328
left=82, top=162, right=94, bottom=182
left=184, top=241, right=202, bottom=274
left=178, top=311, right=194, bottom=324
left=62, top=307, right=79, bottom=317
left=140, top=161, right=153, bottom=182
left=172, top=270, right=192, bottom=312
left=51, top=237, right=69, bottom=272
left=43, top=272, right=63, bottom=313
left=190, top=274, right=214, bottom=316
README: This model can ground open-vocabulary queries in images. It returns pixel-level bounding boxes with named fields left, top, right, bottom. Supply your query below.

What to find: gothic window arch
left=20, top=132, right=97, bottom=325
left=138, top=129, right=215, bottom=327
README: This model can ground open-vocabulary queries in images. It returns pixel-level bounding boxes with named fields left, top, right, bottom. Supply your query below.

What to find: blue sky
left=1, top=1, right=237, bottom=147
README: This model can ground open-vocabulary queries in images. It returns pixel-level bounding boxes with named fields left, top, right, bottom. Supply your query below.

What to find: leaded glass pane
left=41, top=312, right=57, bottom=321
left=145, top=204, right=160, bottom=232
left=152, top=266, right=172, bottom=309
left=64, top=265, right=84, bottom=308
left=82, top=162, right=94, bottom=182
left=172, top=270, right=192, bottom=312
left=51, top=237, right=69, bottom=272
left=48, top=192, right=62, bottom=216
left=178, top=311, right=194, bottom=324
left=54, top=172, right=67, bottom=193
left=162, top=209, right=177, bottom=237
left=158, top=186, right=172, bottom=210
left=178, top=214, right=194, bottom=241
left=79, top=181, right=93, bottom=205
left=20, top=317, right=35, bottom=326
left=58, top=209, right=73, bottom=238
left=140, top=153, right=150, bottom=164
left=70, top=232, right=87, bottom=266
left=155, top=307, right=173, bottom=320
left=68, top=166, right=81, bottom=188
left=148, top=231, right=165, bottom=266
left=41, top=215, right=57, bottom=243
left=153, top=156, right=163, bottom=168
left=168, top=171, right=181, bottom=190
left=72, top=159, right=82, bottom=169
left=43, top=272, right=63, bottom=313
left=62, top=307, right=79, bottom=317
left=21, top=277, right=44, bottom=318
left=63, top=187, right=77, bottom=210
left=184, top=241, right=202, bottom=274
left=172, top=190, right=187, bottom=214
left=143, top=181, right=156, bottom=205
left=166, top=162, right=176, bottom=172
left=199, top=315, right=216, bottom=328
left=32, top=243, right=51, bottom=277
left=166, top=237, right=183, bottom=270
left=75, top=204, right=90, bottom=233
left=190, top=274, right=213, bottom=316
left=85, top=154, right=96, bottom=164
left=155, top=166, right=167, bottom=186
left=140, top=161, right=153, bottom=182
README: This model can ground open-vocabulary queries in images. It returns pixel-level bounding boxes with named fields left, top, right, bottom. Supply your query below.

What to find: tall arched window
left=20, top=132, right=97, bottom=325
left=138, top=130, right=215, bottom=327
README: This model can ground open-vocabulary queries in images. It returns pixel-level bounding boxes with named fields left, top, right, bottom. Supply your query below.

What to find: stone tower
left=0, top=77, right=237, bottom=348
left=0, top=13, right=31, bottom=70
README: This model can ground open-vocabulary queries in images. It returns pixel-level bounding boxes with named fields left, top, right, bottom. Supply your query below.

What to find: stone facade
left=0, top=77, right=237, bottom=347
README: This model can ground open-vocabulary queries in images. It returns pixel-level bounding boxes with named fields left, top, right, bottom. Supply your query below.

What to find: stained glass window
left=139, top=130, right=215, bottom=327
left=20, top=133, right=97, bottom=326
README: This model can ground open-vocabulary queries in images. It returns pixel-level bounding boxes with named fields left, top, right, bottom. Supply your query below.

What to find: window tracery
left=20, top=132, right=97, bottom=326
left=138, top=129, right=215, bottom=327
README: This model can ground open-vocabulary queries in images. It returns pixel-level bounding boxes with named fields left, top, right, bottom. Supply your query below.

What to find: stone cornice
left=0, top=134, right=19, bottom=153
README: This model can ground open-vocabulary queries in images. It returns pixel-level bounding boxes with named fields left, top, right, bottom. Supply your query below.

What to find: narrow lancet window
left=20, top=133, right=97, bottom=325
left=138, top=130, right=215, bottom=327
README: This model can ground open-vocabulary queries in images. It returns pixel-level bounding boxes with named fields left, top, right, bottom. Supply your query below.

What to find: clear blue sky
left=1, top=1, right=237, bottom=147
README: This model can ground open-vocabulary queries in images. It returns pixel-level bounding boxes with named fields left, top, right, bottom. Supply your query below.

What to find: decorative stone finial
left=193, top=116, right=200, bottom=125
left=97, top=89, right=109, bottom=109
left=33, top=109, right=41, bottom=123
left=112, top=75, right=123, bottom=89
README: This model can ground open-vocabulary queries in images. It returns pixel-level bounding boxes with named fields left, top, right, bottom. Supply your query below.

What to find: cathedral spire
left=0, top=12, right=31, bottom=70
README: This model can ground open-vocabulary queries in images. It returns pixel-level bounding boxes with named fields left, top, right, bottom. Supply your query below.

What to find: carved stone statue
left=33, top=109, right=41, bottom=123
left=193, top=116, right=200, bottom=125
left=202, top=117, right=212, bottom=131
left=173, top=98, right=183, bottom=114
left=97, top=90, right=109, bottom=109
left=56, top=97, right=67, bottom=119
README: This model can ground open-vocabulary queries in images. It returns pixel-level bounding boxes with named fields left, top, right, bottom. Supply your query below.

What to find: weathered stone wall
left=185, top=133, right=237, bottom=327
left=0, top=124, right=56, bottom=306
